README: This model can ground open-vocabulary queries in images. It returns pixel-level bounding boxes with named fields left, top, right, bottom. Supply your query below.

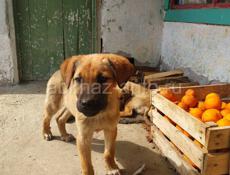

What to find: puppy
left=42, top=54, right=134, bottom=175
left=118, top=82, right=153, bottom=142
left=119, top=81, right=151, bottom=124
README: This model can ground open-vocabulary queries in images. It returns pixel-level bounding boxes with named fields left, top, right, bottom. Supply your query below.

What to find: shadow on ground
left=47, top=136, right=176, bottom=175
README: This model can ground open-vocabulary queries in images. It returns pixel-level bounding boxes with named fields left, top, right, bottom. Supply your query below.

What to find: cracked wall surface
left=101, top=0, right=164, bottom=67
left=161, top=22, right=230, bottom=84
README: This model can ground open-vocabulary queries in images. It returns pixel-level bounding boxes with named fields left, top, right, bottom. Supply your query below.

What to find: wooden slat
left=144, top=69, right=184, bottom=83
left=152, top=92, right=208, bottom=145
left=30, top=0, right=50, bottom=79
left=143, top=71, right=159, bottom=76
left=63, top=0, right=96, bottom=56
left=206, top=126, right=230, bottom=151
left=151, top=124, right=200, bottom=175
left=203, top=152, right=230, bottom=175
left=13, top=0, right=32, bottom=80
left=47, top=0, right=64, bottom=75
left=147, top=76, right=191, bottom=89
left=92, top=0, right=98, bottom=52
left=63, top=0, right=79, bottom=57
left=158, top=82, right=199, bottom=88
left=148, top=75, right=188, bottom=83
left=152, top=110, right=205, bottom=168
left=169, top=84, right=230, bottom=100
left=78, top=0, right=94, bottom=54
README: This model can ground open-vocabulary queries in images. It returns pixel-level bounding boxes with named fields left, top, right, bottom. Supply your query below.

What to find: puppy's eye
left=75, top=76, right=82, bottom=84
left=97, top=75, right=108, bottom=84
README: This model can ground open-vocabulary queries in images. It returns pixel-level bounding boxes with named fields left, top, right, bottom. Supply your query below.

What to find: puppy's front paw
left=43, top=132, right=53, bottom=141
left=61, top=134, right=75, bottom=142
left=106, top=169, right=121, bottom=175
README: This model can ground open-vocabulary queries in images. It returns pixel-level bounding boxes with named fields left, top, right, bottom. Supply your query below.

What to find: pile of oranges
left=159, top=88, right=230, bottom=168
left=181, top=90, right=230, bottom=126
left=159, top=88, right=230, bottom=127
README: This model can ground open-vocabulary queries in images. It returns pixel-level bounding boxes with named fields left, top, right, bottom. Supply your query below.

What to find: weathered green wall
left=14, top=0, right=97, bottom=80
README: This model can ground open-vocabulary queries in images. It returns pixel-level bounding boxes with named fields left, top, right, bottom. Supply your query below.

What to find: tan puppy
left=119, top=81, right=151, bottom=124
left=42, top=54, right=134, bottom=175
left=118, top=82, right=153, bottom=142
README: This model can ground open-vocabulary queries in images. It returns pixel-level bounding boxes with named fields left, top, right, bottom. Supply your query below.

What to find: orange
left=224, top=113, right=230, bottom=120
left=198, top=101, right=206, bottom=111
left=193, top=140, right=203, bottom=148
left=221, top=102, right=227, bottom=109
left=189, top=108, right=203, bottom=119
left=216, top=118, right=230, bottom=127
left=185, top=89, right=195, bottom=96
left=204, top=93, right=221, bottom=110
left=226, top=103, right=230, bottom=110
left=176, top=125, right=184, bottom=132
left=159, top=89, right=177, bottom=102
left=181, top=95, right=198, bottom=108
left=183, top=155, right=197, bottom=168
left=202, top=109, right=222, bottom=122
left=178, top=102, right=189, bottom=111
left=220, top=109, right=230, bottom=118
left=206, top=93, right=220, bottom=99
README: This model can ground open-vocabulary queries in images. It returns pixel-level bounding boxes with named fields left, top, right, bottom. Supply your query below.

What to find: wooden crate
left=151, top=84, right=230, bottom=175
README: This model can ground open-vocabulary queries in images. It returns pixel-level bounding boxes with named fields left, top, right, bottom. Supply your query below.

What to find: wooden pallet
left=151, top=84, right=230, bottom=175
left=144, top=69, right=184, bottom=83
left=143, top=69, right=199, bottom=89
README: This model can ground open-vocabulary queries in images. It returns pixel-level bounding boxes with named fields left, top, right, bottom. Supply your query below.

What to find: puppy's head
left=60, top=54, right=134, bottom=117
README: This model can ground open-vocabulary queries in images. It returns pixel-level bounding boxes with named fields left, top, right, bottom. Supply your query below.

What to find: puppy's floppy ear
left=108, top=55, right=135, bottom=88
left=60, top=55, right=82, bottom=88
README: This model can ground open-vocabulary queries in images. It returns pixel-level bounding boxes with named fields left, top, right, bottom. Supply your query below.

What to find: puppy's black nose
left=80, top=99, right=95, bottom=107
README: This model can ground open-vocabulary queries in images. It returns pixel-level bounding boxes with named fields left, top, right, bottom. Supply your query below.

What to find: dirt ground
left=0, top=82, right=177, bottom=175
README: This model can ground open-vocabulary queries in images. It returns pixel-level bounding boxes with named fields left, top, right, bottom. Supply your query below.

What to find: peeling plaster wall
left=101, top=0, right=164, bottom=67
left=0, top=0, right=18, bottom=85
left=161, top=22, right=230, bottom=84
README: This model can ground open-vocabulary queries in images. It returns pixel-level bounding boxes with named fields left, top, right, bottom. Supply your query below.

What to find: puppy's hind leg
left=43, top=111, right=53, bottom=141
left=56, top=108, right=75, bottom=142
left=42, top=82, right=62, bottom=141
left=43, top=105, right=65, bottom=141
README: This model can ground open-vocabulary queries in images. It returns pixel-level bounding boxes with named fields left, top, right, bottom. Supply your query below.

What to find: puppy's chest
left=77, top=111, right=119, bottom=131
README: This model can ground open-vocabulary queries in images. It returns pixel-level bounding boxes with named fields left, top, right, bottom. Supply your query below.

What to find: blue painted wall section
left=164, top=1, right=230, bottom=26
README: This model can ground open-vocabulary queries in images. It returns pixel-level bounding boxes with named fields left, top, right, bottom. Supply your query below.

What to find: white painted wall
left=101, top=0, right=164, bottom=66
left=161, top=22, right=230, bottom=84
left=0, top=0, right=18, bottom=85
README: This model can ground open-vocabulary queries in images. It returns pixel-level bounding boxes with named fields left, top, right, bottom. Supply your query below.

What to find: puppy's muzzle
left=80, top=98, right=98, bottom=109
left=77, top=94, right=107, bottom=117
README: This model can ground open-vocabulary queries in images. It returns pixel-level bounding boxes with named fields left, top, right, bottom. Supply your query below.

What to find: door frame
left=5, top=0, right=19, bottom=84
